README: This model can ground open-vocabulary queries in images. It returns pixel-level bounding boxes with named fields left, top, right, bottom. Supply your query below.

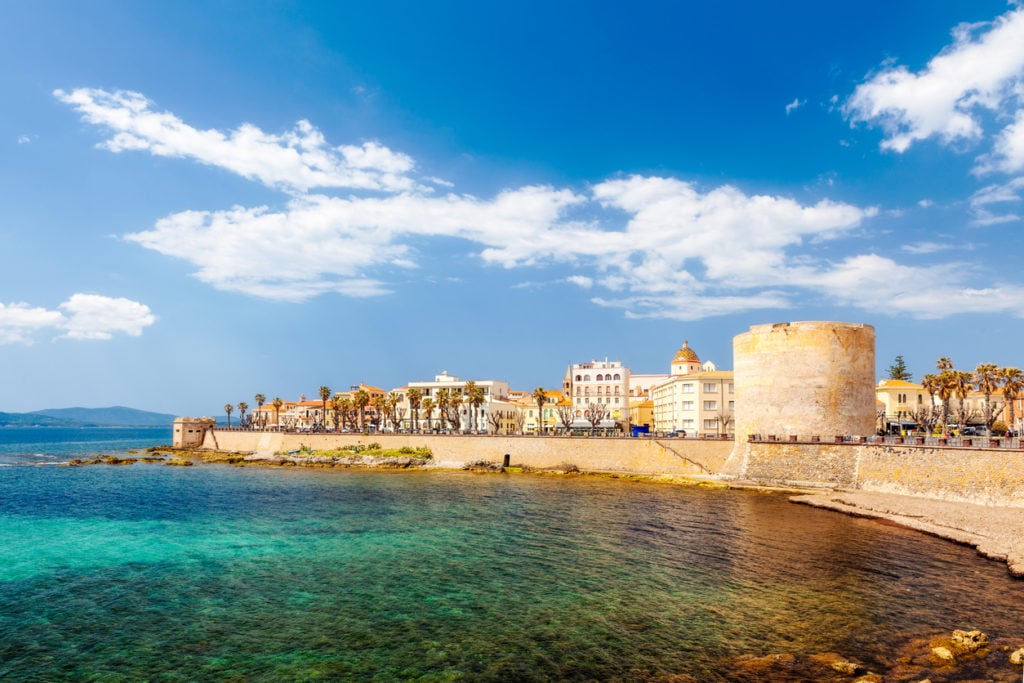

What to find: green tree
left=272, top=397, right=283, bottom=428
left=1002, top=367, right=1023, bottom=435
left=950, top=370, right=973, bottom=430
left=421, top=397, right=435, bottom=432
left=436, top=389, right=451, bottom=431
left=330, top=395, right=344, bottom=430
left=532, top=387, right=548, bottom=435
left=407, top=388, right=423, bottom=432
left=354, top=390, right=370, bottom=432
left=254, top=393, right=267, bottom=428
left=237, top=401, right=249, bottom=427
left=224, top=403, right=234, bottom=428
left=973, top=363, right=1002, bottom=431
left=465, top=381, right=485, bottom=433
left=318, top=386, right=332, bottom=428
left=887, top=355, right=913, bottom=381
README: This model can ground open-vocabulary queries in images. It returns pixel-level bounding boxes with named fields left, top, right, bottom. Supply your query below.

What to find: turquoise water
left=1, top=430, right=1023, bottom=680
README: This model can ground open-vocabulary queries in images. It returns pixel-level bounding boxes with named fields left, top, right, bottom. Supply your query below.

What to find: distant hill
left=0, top=406, right=177, bottom=427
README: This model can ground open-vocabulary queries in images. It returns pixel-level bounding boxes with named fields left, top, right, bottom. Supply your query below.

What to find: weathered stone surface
left=950, top=629, right=988, bottom=653
left=1009, top=647, right=1024, bottom=665
left=808, top=652, right=865, bottom=675
left=930, top=646, right=955, bottom=664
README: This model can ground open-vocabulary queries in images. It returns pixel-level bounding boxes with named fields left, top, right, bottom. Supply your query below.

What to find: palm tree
left=1002, top=367, right=1023, bottom=435
left=532, top=387, right=548, bottom=435
left=254, top=393, right=267, bottom=429
left=237, top=401, right=249, bottom=428
left=973, top=363, right=1002, bottom=430
left=387, top=391, right=404, bottom=431
left=354, top=389, right=370, bottom=432
left=436, top=389, right=451, bottom=432
left=318, top=385, right=331, bottom=428
left=339, top=397, right=353, bottom=430
left=950, top=370, right=973, bottom=430
left=407, top=388, right=423, bottom=432
left=224, top=403, right=234, bottom=428
left=329, top=395, right=344, bottom=430
left=421, top=397, right=435, bottom=432
left=272, top=397, right=283, bottom=428
left=448, top=392, right=463, bottom=432
left=465, top=381, right=485, bottom=433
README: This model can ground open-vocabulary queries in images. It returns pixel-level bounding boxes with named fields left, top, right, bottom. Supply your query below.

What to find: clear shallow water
left=2, top=460, right=1024, bottom=683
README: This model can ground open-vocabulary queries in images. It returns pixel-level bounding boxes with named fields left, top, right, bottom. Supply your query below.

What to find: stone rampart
left=733, top=440, right=1024, bottom=507
left=204, top=430, right=1024, bottom=506
left=205, top=430, right=734, bottom=477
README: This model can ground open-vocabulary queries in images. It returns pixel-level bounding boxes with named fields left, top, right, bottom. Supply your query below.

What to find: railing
left=747, top=434, right=1022, bottom=449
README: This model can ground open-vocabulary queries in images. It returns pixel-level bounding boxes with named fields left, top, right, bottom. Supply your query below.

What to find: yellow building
left=875, top=379, right=928, bottom=433
left=650, top=341, right=734, bottom=437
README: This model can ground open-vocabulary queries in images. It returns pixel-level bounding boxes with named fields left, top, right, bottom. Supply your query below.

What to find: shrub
left=992, top=421, right=1009, bottom=436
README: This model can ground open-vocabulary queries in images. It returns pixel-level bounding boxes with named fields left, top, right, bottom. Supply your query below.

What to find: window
left=597, top=374, right=604, bottom=381
left=575, top=375, right=582, bottom=382
left=704, top=383, right=717, bottom=393
left=682, top=419, right=695, bottom=429
left=917, top=395, right=923, bottom=405
left=614, top=397, right=619, bottom=404
left=614, top=386, right=619, bottom=394
left=728, top=383, right=734, bottom=393
left=682, top=384, right=694, bottom=393
left=704, top=419, right=718, bottom=430
left=703, top=401, right=717, bottom=410
left=584, top=375, right=590, bottom=382
left=729, top=401, right=735, bottom=410
left=682, top=401, right=694, bottom=411
left=613, top=373, right=620, bottom=380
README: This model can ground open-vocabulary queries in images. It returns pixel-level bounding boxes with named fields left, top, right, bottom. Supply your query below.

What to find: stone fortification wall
left=204, top=430, right=733, bottom=477
left=732, top=440, right=1024, bottom=507
left=732, top=321, right=876, bottom=443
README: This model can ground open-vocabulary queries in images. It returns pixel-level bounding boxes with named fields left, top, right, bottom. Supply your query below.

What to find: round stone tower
left=732, top=321, right=876, bottom=440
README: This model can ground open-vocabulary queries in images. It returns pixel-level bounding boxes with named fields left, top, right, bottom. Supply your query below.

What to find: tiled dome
left=673, top=341, right=699, bottom=363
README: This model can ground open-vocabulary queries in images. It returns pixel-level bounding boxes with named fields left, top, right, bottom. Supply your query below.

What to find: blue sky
left=3, top=1, right=1024, bottom=415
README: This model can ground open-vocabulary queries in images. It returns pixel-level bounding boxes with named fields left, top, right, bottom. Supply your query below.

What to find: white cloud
left=0, top=295, right=155, bottom=344
left=0, top=303, right=65, bottom=344
left=123, top=187, right=585, bottom=301
left=785, top=98, right=805, bottom=115
left=917, top=198, right=935, bottom=208
left=901, top=241, right=951, bottom=254
left=845, top=8, right=1024, bottom=153
left=969, top=176, right=1024, bottom=224
left=976, top=109, right=1024, bottom=174
left=566, top=275, right=593, bottom=289
left=60, top=86, right=1024, bottom=322
left=17, top=134, right=33, bottom=144
left=807, top=254, right=1024, bottom=318
left=58, top=294, right=156, bottom=340
left=54, top=87, right=425, bottom=193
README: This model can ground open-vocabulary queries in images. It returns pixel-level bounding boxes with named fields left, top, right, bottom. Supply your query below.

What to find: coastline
left=791, top=491, right=1024, bottom=578
left=78, top=440, right=1024, bottom=579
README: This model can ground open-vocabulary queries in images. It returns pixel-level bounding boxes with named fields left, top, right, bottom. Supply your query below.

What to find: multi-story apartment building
left=404, top=371, right=511, bottom=433
left=567, top=359, right=631, bottom=426
left=650, top=342, right=734, bottom=436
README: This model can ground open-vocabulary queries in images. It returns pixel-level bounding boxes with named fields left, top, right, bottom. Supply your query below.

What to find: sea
left=2, top=427, right=1023, bottom=681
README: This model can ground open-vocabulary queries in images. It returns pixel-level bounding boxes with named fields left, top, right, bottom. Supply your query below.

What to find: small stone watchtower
left=172, top=417, right=216, bottom=448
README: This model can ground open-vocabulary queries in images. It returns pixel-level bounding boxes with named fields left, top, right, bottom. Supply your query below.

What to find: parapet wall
left=205, top=430, right=734, bottom=477
left=732, top=440, right=1024, bottom=507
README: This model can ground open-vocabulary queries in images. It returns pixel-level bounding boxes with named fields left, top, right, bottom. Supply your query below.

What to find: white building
left=404, top=371, right=511, bottom=433
left=568, top=359, right=631, bottom=426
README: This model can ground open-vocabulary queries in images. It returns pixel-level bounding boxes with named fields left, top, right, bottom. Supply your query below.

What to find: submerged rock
left=950, top=629, right=988, bottom=653
left=808, top=652, right=865, bottom=675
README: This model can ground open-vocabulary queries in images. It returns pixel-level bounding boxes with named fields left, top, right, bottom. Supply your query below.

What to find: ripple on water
left=0, top=466, right=1022, bottom=681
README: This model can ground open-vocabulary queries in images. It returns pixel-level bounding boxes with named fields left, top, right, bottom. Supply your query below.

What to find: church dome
left=673, top=341, right=700, bottom=363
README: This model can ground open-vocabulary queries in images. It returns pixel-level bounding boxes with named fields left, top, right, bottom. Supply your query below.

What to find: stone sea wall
left=204, top=430, right=734, bottom=477
left=733, top=440, right=1024, bottom=507
left=203, top=430, right=1024, bottom=506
